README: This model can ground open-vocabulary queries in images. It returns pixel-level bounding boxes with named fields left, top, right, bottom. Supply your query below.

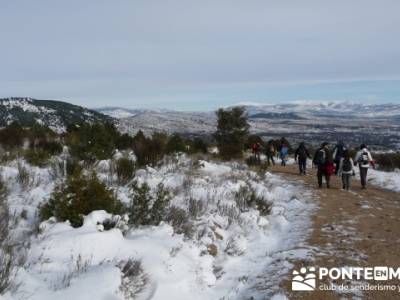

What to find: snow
left=5, top=153, right=399, bottom=299
left=1, top=154, right=315, bottom=300
left=367, top=168, right=400, bottom=192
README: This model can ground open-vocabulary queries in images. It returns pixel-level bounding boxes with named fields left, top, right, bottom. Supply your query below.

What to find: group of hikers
left=251, top=138, right=375, bottom=190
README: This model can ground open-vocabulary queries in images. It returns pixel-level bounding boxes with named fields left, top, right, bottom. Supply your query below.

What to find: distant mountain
left=96, top=107, right=171, bottom=119
left=235, top=101, right=400, bottom=118
left=0, top=97, right=113, bottom=132
left=103, top=102, right=400, bottom=149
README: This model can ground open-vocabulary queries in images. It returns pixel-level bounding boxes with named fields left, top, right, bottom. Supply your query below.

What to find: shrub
left=190, top=137, right=208, bottom=154
left=115, top=157, right=136, bottom=185
left=234, top=186, right=255, bottom=212
left=133, top=131, right=168, bottom=167
left=24, top=149, right=51, bottom=167
left=118, top=259, right=147, bottom=299
left=16, top=162, right=31, bottom=189
left=165, top=206, right=194, bottom=238
left=66, top=122, right=119, bottom=161
left=0, top=176, right=16, bottom=295
left=39, top=140, right=63, bottom=156
left=148, top=132, right=168, bottom=164
left=128, top=181, right=171, bottom=226
left=373, top=152, right=400, bottom=171
left=0, top=250, right=16, bottom=295
left=40, top=170, right=124, bottom=227
left=188, top=198, right=206, bottom=219
left=0, top=122, right=25, bottom=150
left=66, top=158, right=82, bottom=177
left=214, top=107, right=249, bottom=160
left=165, top=134, right=186, bottom=154
left=0, top=176, right=9, bottom=245
left=234, top=185, right=272, bottom=215
left=245, top=156, right=260, bottom=167
left=55, top=254, right=92, bottom=290
left=116, top=133, right=135, bottom=150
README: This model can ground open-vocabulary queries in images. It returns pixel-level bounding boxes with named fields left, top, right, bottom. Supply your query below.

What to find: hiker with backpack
left=313, top=142, right=333, bottom=188
left=354, top=144, right=375, bottom=189
left=294, top=142, right=311, bottom=175
left=279, top=142, right=289, bottom=166
left=338, top=149, right=355, bottom=190
left=265, top=141, right=276, bottom=166
left=333, top=140, right=346, bottom=175
left=252, top=142, right=261, bottom=165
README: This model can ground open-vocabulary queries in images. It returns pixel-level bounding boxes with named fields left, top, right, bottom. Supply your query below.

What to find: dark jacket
left=313, top=147, right=332, bottom=167
left=295, top=145, right=310, bottom=161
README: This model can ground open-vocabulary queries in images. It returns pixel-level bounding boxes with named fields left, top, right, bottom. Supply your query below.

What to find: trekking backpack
left=335, top=145, right=346, bottom=160
left=281, top=146, right=288, bottom=156
left=315, top=149, right=326, bottom=165
left=342, top=158, right=352, bottom=172
left=358, top=151, right=369, bottom=165
left=298, top=147, right=307, bottom=160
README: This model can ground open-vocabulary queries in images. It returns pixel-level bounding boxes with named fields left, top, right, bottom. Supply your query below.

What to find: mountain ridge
left=0, top=97, right=113, bottom=131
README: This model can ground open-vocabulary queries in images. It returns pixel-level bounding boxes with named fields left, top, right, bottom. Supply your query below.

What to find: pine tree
left=214, top=107, right=250, bottom=160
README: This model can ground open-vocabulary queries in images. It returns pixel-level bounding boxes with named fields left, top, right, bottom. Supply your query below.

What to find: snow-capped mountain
left=0, top=97, right=113, bottom=132
left=99, top=101, right=400, bottom=121
left=235, top=101, right=400, bottom=118
left=101, top=102, right=400, bottom=149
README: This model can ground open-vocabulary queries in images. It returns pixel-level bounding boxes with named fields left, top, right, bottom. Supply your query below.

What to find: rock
left=207, top=244, right=218, bottom=257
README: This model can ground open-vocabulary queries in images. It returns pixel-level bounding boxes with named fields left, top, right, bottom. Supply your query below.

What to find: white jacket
left=354, top=148, right=374, bottom=168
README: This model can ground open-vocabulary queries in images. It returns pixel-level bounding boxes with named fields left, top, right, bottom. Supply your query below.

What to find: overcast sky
left=1, top=0, right=400, bottom=110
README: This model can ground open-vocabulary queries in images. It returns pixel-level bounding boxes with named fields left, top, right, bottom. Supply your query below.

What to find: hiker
left=338, top=149, right=355, bottom=190
left=313, top=142, right=333, bottom=188
left=354, top=144, right=375, bottom=189
left=265, top=141, right=276, bottom=166
left=279, top=143, right=289, bottom=166
left=252, top=142, right=261, bottom=165
left=294, top=142, right=311, bottom=175
left=333, top=140, right=346, bottom=175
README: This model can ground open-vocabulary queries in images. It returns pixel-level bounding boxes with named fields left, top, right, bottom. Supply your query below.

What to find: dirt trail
left=269, top=164, right=400, bottom=300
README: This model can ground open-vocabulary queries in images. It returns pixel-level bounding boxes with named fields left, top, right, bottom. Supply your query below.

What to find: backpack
left=335, top=144, right=346, bottom=160
left=325, top=162, right=335, bottom=175
left=252, top=143, right=259, bottom=153
left=269, top=145, right=275, bottom=154
left=314, top=149, right=326, bottom=165
left=297, top=147, right=308, bottom=160
left=358, top=151, right=369, bottom=165
left=280, top=146, right=288, bottom=156
left=342, top=158, right=352, bottom=172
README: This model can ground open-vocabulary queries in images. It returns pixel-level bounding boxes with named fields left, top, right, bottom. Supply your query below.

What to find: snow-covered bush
left=188, top=197, right=206, bottom=219
left=16, top=161, right=31, bottom=189
left=165, top=206, right=194, bottom=238
left=128, top=181, right=172, bottom=226
left=39, top=170, right=124, bottom=227
left=118, top=259, right=147, bottom=299
left=54, top=254, right=92, bottom=290
left=0, top=176, right=8, bottom=245
left=0, top=176, right=17, bottom=295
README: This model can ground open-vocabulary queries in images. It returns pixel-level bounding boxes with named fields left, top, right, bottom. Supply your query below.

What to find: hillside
left=0, top=98, right=112, bottom=131
left=99, top=102, right=400, bottom=150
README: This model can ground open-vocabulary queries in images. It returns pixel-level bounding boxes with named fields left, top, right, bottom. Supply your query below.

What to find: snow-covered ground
left=368, top=168, right=400, bottom=192
left=1, top=155, right=315, bottom=300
